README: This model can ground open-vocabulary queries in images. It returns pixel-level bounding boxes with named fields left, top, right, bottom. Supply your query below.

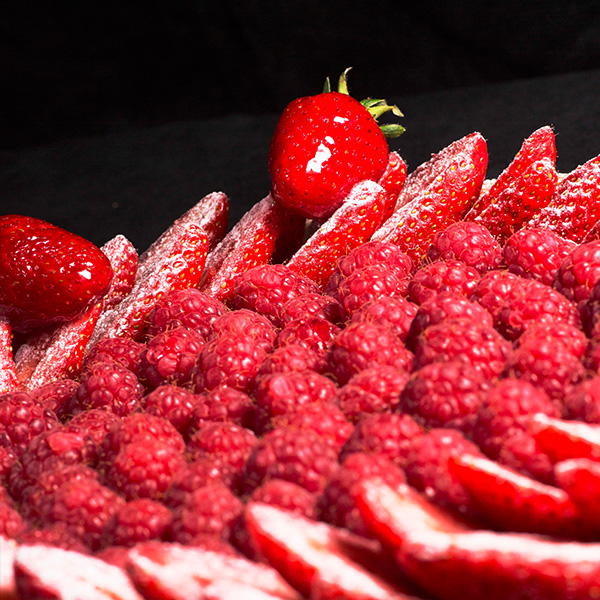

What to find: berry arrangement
left=1, top=73, right=600, bottom=599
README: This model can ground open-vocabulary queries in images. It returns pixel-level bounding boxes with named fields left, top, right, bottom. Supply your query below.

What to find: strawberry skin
left=0, top=215, right=113, bottom=332
left=0, top=317, right=18, bottom=394
left=269, top=91, right=390, bottom=220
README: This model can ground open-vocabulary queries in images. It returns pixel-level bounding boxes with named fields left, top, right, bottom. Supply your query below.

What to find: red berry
left=29, top=379, right=78, bottom=419
left=257, top=344, right=324, bottom=377
left=275, top=316, right=340, bottom=365
left=142, top=384, right=198, bottom=434
left=250, top=479, right=317, bottom=520
left=82, top=337, right=145, bottom=376
left=563, top=376, right=600, bottom=423
left=279, top=292, right=342, bottom=327
left=349, top=295, right=418, bottom=343
left=553, top=239, right=600, bottom=306
left=208, top=308, right=276, bottom=351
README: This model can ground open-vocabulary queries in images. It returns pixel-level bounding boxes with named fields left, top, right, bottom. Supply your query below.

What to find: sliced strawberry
left=14, top=544, right=143, bottom=600
left=0, top=318, right=18, bottom=394
left=0, top=535, right=17, bottom=600
left=199, top=195, right=305, bottom=303
left=286, top=180, right=389, bottom=288
left=530, top=413, right=600, bottom=462
left=554, top=458, right=600, bottom=530
left=100, top=234, right=139, bottom=308
left=244, top=502, right=422, bottom=600
left=88, top=223, right=209, bottom=344
left=449, top=454, right=588, bottom=539
left=15, top=301, right=102, bottom=389
left=526, top=153, right=600, bottom=242
left=371, top=133, right=488, bottom=262
left=377, top=151, right=408, bottom=220
left=464, top=126, right=558, bottom=243
left=125, top=541, right=301, bottom=600
left=354, top=478, right=600, bottom=600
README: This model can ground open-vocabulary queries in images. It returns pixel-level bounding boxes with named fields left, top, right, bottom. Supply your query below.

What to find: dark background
left=1, top=1, right=599, bottom=251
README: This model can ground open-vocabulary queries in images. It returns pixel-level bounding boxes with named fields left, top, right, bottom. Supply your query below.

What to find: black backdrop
left=1, top=1, right=599, bottom=253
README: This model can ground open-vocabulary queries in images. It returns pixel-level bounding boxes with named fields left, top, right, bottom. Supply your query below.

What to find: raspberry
left=405, top=290, right=493, bottom=350
left=67, top=409, right=121, bottom=445
left=164, top=457, right=238, bottom=508
left=334, top=264, right=405, bottom=319
left=233, top=264, right=319, bottom=326
left=253, top=370, right=338, bottom=433
left=327, top=321, right=414, bottom=386
left=187, top=385, right=256, bottom=435
left=516, top=320, right=588, bottom=359
left=147, top=287, right=228, bottom=339
left=403, top=428, right=484, bottom=517
left=414, top=317, right=512, bottom=381
left=398, top=360, right=489, bottom=435
left=257, top=344, right=324, bottom=376
left=192, top=332, right=269, bottom=394
left=349, top=295, right=418, bottom=343
left=472, top=378, right=559, bottom=483
left=249, top=479, right=317, bottom=520
left=339, top=412, right=422, bottom=468
left=336, top=365, right=410, bottom=423
left=279, top=292, right=342, bottom=327
left=100, top=498, right=173, bottom=548
left=275, top=316, right=341, bottom=364
left=317, top=452, right=406, bottom=536
left=562, top=377, right=600, bottom=423
left=34, top=473, right=125, bottom=551
left=586, top=339, right=600, bottom=372
left=242, top=427, right=339, bottom=494
left=407, top=259, right=480, bottom=305
left=17, top=523, right=90, bottom=553
left=104, top=437, right=186, bottom=501
left=208, top=309, right=276, bottom=352
left=169, top=483, right=243, bottom=545
left=142, top=384, right=198, bottom=434
left=325, top=240, right=414, bottom=297
left=0, top=392, right=59, bottom=454
left=426, top=221, right=502, bottom=274
left=139, top=327, right=205, bottom=389
left=503, top=227, right=576, bottom=286
left=271, top=401, right=354, bottom=450
left=186, top=422, right=257, bottom=471
left=0, top=446, right=17, bottom=486
left=68, top=361, right=143, bottom=418
left=0, top=499, right=27, bottom=539
left=82, top=337, right=145, bottom=376
left=553, top=239, right=600, bottom=306
left=29, top=379, right=78, bottom=420
left=504, top=335, right=587, bottom=406
left=581, top=278, right=600, bottom=338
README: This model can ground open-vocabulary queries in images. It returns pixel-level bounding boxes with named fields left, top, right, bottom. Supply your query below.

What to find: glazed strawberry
left=0, top=536, right=17, bottom=599
left=372, top=132, right=488, bottom=262
left=0, top=318, right=17, bottom=394
left=285, top=180, right=390, bottom=288
left=377, top=151, right=408, bottom=216
left=526, top=153, right=600, bottom=242
left=268, top=70, right=403, bottom=220
left=99, top=234, right=138, bottom=308
left=0, top=215, right=113, bottom=333
left=554, top=458, right=600, bottom=530
left=199, top=196, right=305, bottom=303
left=464, top=126, right=558, bottom=243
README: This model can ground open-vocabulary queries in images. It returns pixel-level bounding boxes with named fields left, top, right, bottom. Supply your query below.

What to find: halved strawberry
left=526, top=153, right=600, bottom=242
left=244, top=502, right=422, bottom=600
left=87, top=223, right=209, bottom=345
left=464, top=126, right=558, bottom=243
left=371, top=133, right=488, bottom=262
left=377, top=151, right=408, bottom=219
left=125, top=541, right=301, bottom=600
left=554, top=458, right=600, bottom=530
left=0, top=535, right=17, bottom=599
left=100, top=234, right=139, bottom=308
left=14, top=544, right=143, bottom=600
left=449, top=454, right=588, bottom=539
left=354, top=478, right=600, bottom=600
left=0, top=318, right=18, bottom=394
left=286, top=180, right=389, bottom=288
left=199, top=196, right=305, bottom=303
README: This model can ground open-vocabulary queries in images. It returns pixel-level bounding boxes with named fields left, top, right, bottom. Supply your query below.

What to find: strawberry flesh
left=0, top=318, right=18, bottom=394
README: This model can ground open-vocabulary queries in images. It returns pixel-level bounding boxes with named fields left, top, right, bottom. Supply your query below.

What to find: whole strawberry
left=268, top=69, right=403, bottom=220
left=0, top=215, right=113, bottom=332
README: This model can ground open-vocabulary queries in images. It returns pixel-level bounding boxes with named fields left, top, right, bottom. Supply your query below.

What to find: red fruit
left=209, top=308, right=276, bottom=351
left=126, top=541, right=301, bottom=600
left=526, top=153, right=600, bottom=242
left=464, top=126, right=558, bottom=243
left=275, top=316, right=340, bottom=366
left=199, top=195, right=305, bottom=303
left=426, top=221, right=502, bottom=274
left=0, top=499, right=27, bottom=539
left=581, top=278, right=600, bottom=337
left=407, top=259, right=481, bottom=305
left=553, top=238, right=600, bottom=306
left=0, top=318, right=17, bottom=394
left=279, top=292, right=342, bottom=327
left=562, top=376, right=600, bottom=423
left=100, top=234, right=139, bottom=308
left=372, top=132, right=488, bottom=262
left=82, top=336, right=145, bottom=376
left=0, top=215, right=113, bottom=332
left=14, top=544, right=143, bottom=600
left=350, top=295, right=418, bottom=343
left=268, top=71, right=402, bottom=220
left=516, top=319, right=588, bottom=360
left=245, top=502, right=415, bottom=600
left=327, top=321, right=414, bottom=386
left=502, top=226, right=576, bottom=286
left=257, top=343, right=324, bottom=377
left=67, top=409, right=121, bottom=445
left=17, top=523, right=90, bottom=553
left=142, top=384, right=198, bottom=433
left=354, top=478, right=600, bottom=600
left=89, top=223, right=209, bottom=345
left=285, top=180, right=390, bottom=287
left=0, top=536, right=16, bottom=599
left=377, top=151, right=408, bottom=215
left=30, top=378, right=79, bottom=417
left=249, top=479, right=317, bottom=520
left=449, top=454, right=588, bottom=538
